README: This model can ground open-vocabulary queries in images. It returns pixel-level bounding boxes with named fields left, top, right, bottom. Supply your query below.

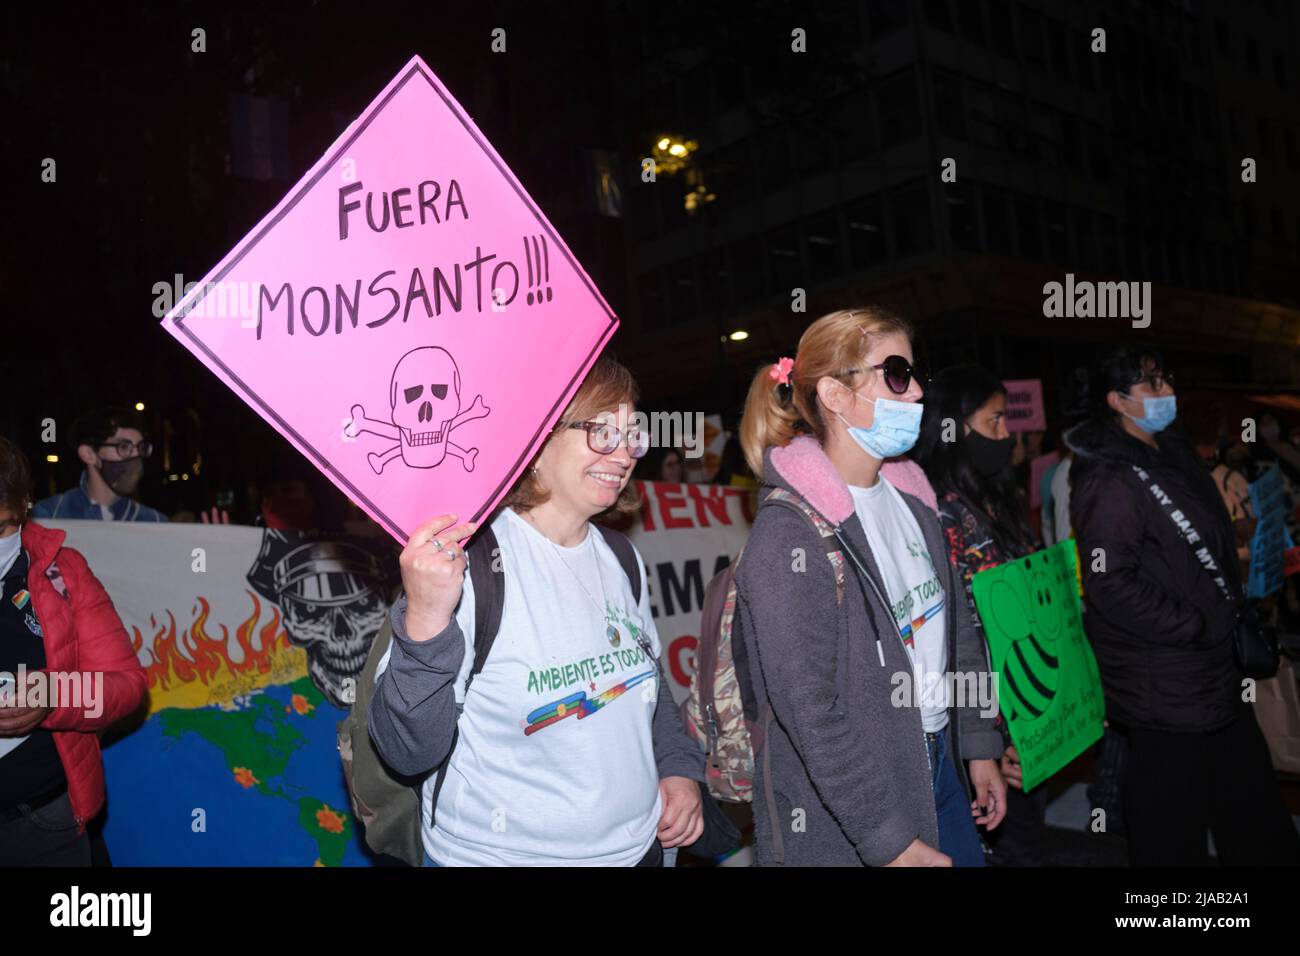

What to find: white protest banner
left=624, top=481, right=755, bottom=703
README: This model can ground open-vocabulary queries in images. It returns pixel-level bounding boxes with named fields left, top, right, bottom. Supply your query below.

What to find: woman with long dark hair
left=913, top=365, right=1046, bottom=865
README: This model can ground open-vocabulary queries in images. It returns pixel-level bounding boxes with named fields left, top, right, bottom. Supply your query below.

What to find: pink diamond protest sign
left=162, top=55, right=618, bottom=544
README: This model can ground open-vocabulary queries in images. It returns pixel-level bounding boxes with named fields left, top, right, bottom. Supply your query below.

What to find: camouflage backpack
left=682, top=487, right=846, bottom=805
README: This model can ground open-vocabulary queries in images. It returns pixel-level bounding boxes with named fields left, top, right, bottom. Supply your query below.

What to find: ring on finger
left=444, top=546, right=458, bottom=560
left=432, top=539, right=444, bottom=551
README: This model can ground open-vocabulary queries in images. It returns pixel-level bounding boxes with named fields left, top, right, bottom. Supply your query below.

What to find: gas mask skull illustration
left=246, top=530, right=393, bottom=707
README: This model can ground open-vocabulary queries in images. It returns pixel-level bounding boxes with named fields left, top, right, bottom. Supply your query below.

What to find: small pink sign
left=1003, top=379, right=1046, bottom=433
left=162, top=56, right=617, bottom=544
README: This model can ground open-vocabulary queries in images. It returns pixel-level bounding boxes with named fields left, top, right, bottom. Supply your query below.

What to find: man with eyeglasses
left=33, top=408, right=166, bottom=523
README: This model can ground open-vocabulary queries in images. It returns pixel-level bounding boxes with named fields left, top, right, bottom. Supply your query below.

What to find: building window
left=626, top=182, right=659, bottom=242
left=1074, top=208, right=1096, bottom=271
left=946, top=183, right=979, bottom=251
left=830, top=89, right=877, bottom=159
left=933, top=69, right=966, bottom=140
left=668, top=260, right=699, bottom=325
left=846, top=194, right=888, bottom=270
left=700, top=247, right=732, bottom=316
left=958, top=0, right=986, bottom=47
left=756, top=126, right=792, bottom=193
left=765, top=224, right=802, bottom=294
left=638, top=270, right=667, bottom=328
left=924, top=0, right=953, bottom=33
left=730, top=236, right=766, bottom=302
left=986, top=0, right=1015, bottom=59
left=877, top=68, right=922, bottom=144
left=1017, top=4, right=1045, bottom=70
left=1214, top=19, right=1229, bottom=59
left=790, top=118, right=835, bottom=179
left=889, top=181, right=935, bottom=258
left=805, top=210, right=844, bottom=284
left=1045, top=17, right=1070, bottom=83
left=1245, top=35, right=1260, bottom=74
left=1060, top=112, right=1083, bottom=172
left=966, top=80, right=1001, bottom=150
left=1258, top=116, right=1272, bottom=156
left=715, top=139, right=756, bottom=207
left=867, top=0, right=909, bottom=40
left=1031, top=101, right=1059, bottom=166
left=982, top=185, right=1012, bottom=255
left=1014, top=193, right=1042, bottom=261
left=1096, top=214, right=1118, bottom=274
left=1044, top=200, right=1069, bottom=264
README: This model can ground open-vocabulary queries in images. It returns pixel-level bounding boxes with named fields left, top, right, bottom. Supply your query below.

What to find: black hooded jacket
left=1065, top=418, right=1243, bottom=733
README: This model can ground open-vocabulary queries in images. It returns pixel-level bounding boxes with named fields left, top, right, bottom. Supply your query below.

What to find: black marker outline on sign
left=170, top=59, right=617, bottom=542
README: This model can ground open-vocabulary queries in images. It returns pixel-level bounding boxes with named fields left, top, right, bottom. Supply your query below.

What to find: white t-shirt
left=849, top=476, right=949, bottom=732
left=380, top=506, right=662, bottom=866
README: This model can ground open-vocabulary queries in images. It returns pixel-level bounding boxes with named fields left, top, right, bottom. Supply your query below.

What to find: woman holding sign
left=734, top=307, right=1005, bottom=867
left=368, top=357, right=705, bottom=866
left=1065, top=346, right=1300, bottom=866
left=913, top=366, right=1047, bottom=866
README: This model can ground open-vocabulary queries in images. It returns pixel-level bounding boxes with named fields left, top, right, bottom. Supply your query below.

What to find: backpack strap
left=760, top=488, right=846, bottom=604
left=466, top=523, right=503, bottom=686
left=429, top=523, right=505, bottom=833
left=696, top=556, right=740, bottom=753
left=594, top=524, right=643, bottom=604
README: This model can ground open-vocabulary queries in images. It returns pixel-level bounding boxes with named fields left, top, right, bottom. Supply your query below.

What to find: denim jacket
left=32, top=472, right=167, bottom=523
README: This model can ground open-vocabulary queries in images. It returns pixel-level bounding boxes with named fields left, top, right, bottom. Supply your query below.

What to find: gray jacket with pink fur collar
left=733, top=437, right=1004, bottom=866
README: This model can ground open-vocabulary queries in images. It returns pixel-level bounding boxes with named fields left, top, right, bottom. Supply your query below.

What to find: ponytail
left=740, top=364, right=803, bottom=478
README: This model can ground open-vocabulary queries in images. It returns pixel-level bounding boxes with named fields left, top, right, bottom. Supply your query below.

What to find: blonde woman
left=733, top=308, right=1005, bottom=867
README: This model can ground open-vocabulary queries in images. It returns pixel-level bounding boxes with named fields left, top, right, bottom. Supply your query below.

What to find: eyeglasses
left=98, top=439, right=153, bottom=459
left=845, top=355, right=928, bottom=395
left=1128, top=370, right=1175, bottom=392
left=565, top=421, right=650, bottom=458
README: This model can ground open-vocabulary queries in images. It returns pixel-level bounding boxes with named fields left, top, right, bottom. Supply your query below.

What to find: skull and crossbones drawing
left=348, top=346, right=489, bottom=475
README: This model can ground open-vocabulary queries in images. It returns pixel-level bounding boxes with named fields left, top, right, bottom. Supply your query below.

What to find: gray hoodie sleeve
left=367, top=594, right=467, bottom=777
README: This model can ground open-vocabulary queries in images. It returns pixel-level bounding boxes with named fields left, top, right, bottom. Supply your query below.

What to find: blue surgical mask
left=1120, top=393, right=1177, bottom=434
left=836, top=394, right=924, bottom=460
left=0, top=531, right=22, bottom=581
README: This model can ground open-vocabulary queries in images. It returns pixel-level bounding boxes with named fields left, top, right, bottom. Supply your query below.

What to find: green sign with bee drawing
left=971, top=540, right=1105, bottom=792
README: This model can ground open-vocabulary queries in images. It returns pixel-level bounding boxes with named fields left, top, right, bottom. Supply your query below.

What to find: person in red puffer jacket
left=0, top=436, right=146, bottom=866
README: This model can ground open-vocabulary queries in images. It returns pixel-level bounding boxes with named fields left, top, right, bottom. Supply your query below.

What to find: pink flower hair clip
left=769, top=356, right=795, bottom=387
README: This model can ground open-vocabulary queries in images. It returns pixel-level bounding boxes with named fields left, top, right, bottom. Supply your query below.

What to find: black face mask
left=966, top=430, right=1015, bottom=477
left=98, top=457, right=143, bottom=496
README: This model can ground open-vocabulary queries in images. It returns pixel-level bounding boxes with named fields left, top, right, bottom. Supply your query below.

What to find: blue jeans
left=928, top=727, right=985, bottom=867
left=422, top=849, right=441, bottom=867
